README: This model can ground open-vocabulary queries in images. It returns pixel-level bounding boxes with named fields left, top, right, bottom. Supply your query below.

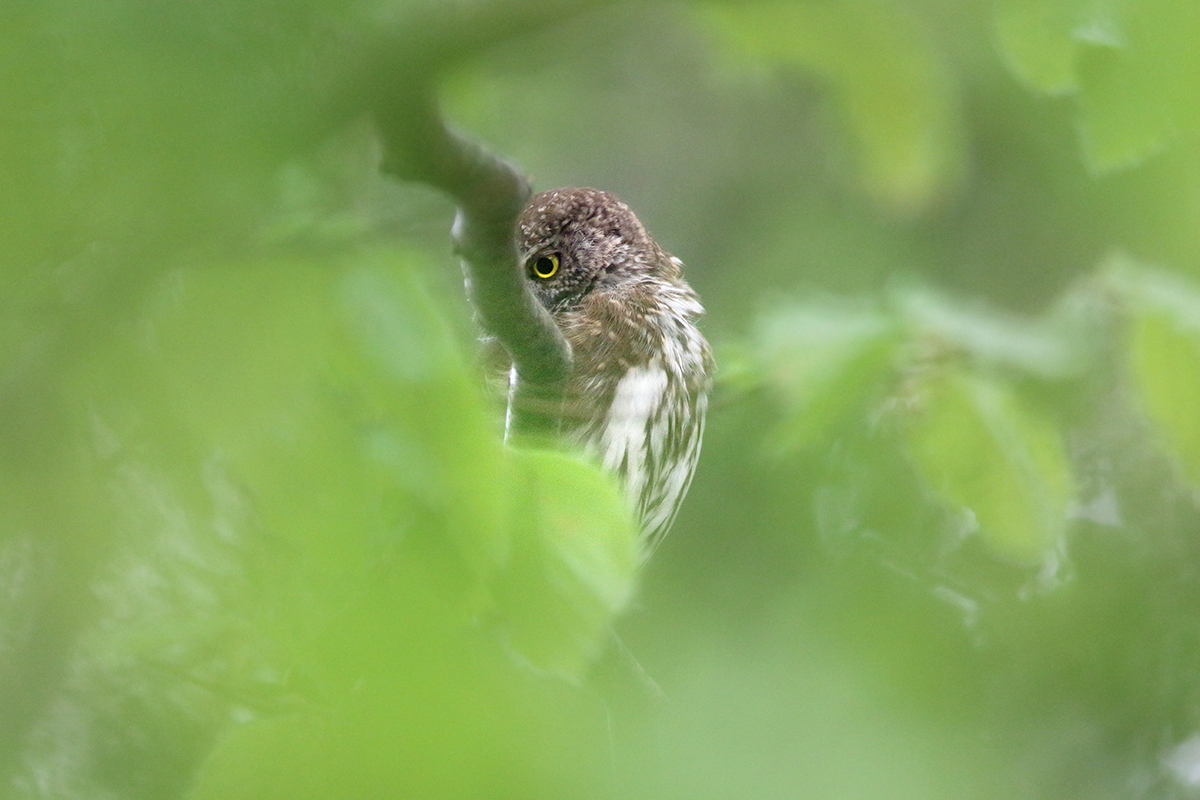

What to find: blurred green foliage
left=997, top=0, right=1200, bottom=171
left=5, top=1, right=1200, bottom=799
left=699, top=0, right=966, bottom=212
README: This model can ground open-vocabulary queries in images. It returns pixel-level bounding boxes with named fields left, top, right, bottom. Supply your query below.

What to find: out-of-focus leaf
left=186, top=441, right=635, bottom=797
left=188, top=696, right=488, bottom=800
left=55, top=247, right=635, bottom=797
left=995, top=0, right=1200, bottom=172
left=752, top=302, right=899, bottom=453
left=896, top=285, right=1096, bottom=379
left=494, top=448, right=638, bottom=681
left=1113, top=262, right=1200, bottom=488
left=698, top=0, right=965, bottom=214
left=186, top=631, right=609, bottom=800
left=1075, top=0, right=1200, bottom=172
left=61, top=250, right=517, bottom=670
left=994, top=0, right=1111, bottom=94
left=339, top=262, right=514, bottom=585
left=904, top=369, right=1072, bottom=563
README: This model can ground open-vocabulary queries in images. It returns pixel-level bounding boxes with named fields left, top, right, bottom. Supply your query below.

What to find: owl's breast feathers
left=556, top=269, right=713, bottom=557
left=509, top=186, right=712, bottom=558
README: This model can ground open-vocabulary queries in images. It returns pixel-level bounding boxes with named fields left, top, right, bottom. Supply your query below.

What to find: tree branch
left=375, top=89, right=572, bottom=437
left=365, top=2, right=631, bottom=436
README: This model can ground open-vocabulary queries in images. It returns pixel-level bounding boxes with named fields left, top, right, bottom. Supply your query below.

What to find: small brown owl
left=514, top=187, right=714, bottom=558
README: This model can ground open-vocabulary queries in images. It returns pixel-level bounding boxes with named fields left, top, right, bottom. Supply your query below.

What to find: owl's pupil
left=533, top=255, right=559, bottom=279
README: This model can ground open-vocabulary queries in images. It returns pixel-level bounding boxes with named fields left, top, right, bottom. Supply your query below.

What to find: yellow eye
left=531, top=253, right=560, bottom=279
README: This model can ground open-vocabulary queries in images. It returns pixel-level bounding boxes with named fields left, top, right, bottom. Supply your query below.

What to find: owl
left=513, top=187, right=714, bottom=559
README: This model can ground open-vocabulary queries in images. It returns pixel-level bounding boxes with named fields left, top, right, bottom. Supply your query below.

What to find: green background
left=4, top=1, right=1200, bottom=798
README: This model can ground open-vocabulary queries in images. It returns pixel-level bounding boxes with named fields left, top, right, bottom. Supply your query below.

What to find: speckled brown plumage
left=513, top=187, right=713, bottom=558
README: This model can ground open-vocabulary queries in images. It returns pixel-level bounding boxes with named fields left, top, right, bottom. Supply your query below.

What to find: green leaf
left=896, top=285, right=1096, bottom=380
left=62, top=248, right=522, bottom=686
left=1075, top=0, right=1200, bottom=172
left=994, top=0, right=1106, bottom=94
left=116, top=253, right=635, bottom=798
left=995, top=0, right=1200, bottom=172
left=338, top=262, right=514, bottom=584
left=698, top=0, right=965, bottom=213
left=1114, top=263, right=1200, bottom=487
left=752, top=302, right=899, bottom=453
left=904, top=370, right=1072, bottom=563
left=493, top=448, right=638, bottom=680
left=184, top=621, right=599, bottom=800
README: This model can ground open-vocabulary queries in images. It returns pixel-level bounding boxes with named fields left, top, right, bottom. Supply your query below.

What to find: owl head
left=517, top=187, right=679, bottom=313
